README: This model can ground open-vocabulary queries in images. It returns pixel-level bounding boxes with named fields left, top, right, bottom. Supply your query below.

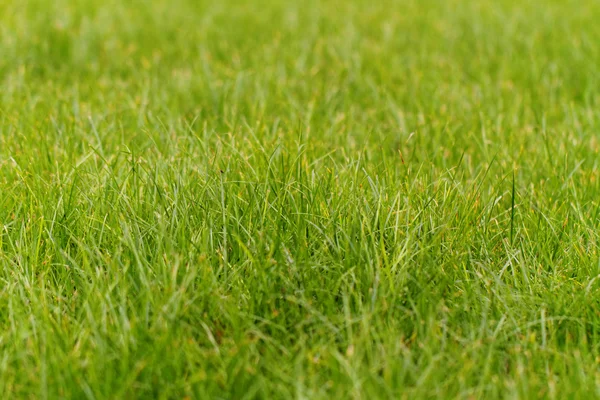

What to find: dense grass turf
left=2, top=0, right=600, bottom=397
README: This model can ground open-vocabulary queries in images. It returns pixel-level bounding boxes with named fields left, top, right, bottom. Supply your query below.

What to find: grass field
left=2, top=0, right=600, bottom=398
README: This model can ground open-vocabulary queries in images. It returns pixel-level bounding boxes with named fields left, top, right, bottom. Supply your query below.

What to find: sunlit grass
left=2, top=0, right=600, bottom=398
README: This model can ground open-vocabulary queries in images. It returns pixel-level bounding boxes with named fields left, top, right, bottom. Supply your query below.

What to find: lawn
left=1, top=0, right=600, bottom=398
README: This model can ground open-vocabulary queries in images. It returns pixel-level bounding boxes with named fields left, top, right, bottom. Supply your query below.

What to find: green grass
left=2, top=0, right=600, bottom=398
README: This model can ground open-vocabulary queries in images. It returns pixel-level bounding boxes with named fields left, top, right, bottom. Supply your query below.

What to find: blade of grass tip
left=510, top=170, right=516, bottom=246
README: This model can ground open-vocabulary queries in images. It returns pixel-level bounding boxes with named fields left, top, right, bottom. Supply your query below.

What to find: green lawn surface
left=2, top=0, right=600, bottom=398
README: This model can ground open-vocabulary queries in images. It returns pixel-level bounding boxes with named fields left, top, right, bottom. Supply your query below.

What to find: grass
left=2, top=0, right=600, bottom=397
